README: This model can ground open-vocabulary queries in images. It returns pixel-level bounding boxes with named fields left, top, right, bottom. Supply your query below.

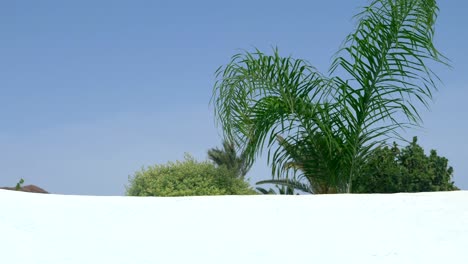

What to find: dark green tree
left=353, top=137, right=458, bottom=193
left=208, top=140, right=252, bottom=179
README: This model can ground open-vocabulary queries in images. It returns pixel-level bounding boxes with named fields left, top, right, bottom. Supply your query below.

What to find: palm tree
left=212, top=0, right=447, bottom=193
left=208, top=140, right=252, bottom=179
left=256, top=135, right=340, bottom=194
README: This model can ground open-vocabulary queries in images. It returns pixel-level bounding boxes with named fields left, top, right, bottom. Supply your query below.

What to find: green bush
left=353, top=137, right=458, bottom=193
left=126, top=154, right=257, bottom=197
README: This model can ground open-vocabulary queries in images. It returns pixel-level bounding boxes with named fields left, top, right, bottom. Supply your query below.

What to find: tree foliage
left=212, top=0, right=447, bottom=193
left=207, top=140, right=252, bottom=179
left=353, top=137, right=458, bottom=193
left=126, top=155, right=256, bottom=197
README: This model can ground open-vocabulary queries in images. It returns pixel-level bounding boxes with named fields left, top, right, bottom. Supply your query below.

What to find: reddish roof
left=0, top=185, right=49, bottom=194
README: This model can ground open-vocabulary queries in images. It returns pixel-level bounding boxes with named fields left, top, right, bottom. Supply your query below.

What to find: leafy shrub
left=353, top=137, right=458, bottom=193
left=126, top=154, right=256, bottom=196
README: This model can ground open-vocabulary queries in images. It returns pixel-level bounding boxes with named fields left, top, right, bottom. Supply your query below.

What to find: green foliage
left=207, top=140, right=252, bottom=179
left=256, top=184, right=295, bottom=195
left=212, top=0, right=447, bottom=193
left=353, top=137, right=458, bottom=193
left=126, top=154, right=256, bottom=197
left=15, top=178, right=25, bottom=191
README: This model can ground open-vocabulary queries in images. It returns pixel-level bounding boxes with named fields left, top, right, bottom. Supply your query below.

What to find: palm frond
left=212, top=48, right=331, bottom=165
left=256, top=178, right=313, bottom=194
left=329, top=0, right=447, bottom=190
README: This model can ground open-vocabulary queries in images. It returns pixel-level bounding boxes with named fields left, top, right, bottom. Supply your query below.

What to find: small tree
left=353, top=137, right=458, bottom=193
left=208, top=140, right=252, bottom=179
left=15, top=178, right=25, bottom=191
left=126, top=154, right=256, bottom=197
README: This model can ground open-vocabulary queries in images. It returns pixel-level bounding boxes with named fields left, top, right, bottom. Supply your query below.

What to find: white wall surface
left=1, top=190, right=467, bottom=263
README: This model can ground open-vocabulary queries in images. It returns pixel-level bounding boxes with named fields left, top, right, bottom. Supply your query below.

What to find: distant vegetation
left=15, top=178, right=25, bottom=191
left=125, top=135, right=457, bottom=197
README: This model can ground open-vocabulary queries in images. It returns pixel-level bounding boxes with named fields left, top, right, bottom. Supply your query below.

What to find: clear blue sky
left=1, top=0, right=466, bottom=195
